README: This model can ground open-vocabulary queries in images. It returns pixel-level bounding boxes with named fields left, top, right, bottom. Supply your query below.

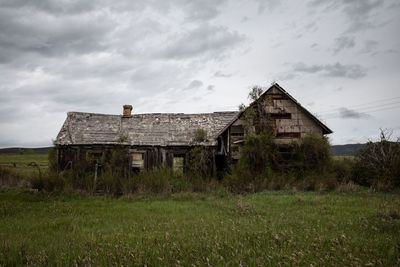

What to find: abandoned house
left=54, top=83, right=332, bottom=172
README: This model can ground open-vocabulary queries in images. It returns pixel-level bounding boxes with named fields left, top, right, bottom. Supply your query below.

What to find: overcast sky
left=0, top=0, right=399, bottom=147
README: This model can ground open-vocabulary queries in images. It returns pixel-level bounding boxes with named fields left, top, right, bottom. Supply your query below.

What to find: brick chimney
left=123, top=105, right=132, bottom=117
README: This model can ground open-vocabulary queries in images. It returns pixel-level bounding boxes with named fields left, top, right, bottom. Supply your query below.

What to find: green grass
left=333, top=155, right=355, bottom=160
left=0, top=188, right=399, bottom=266
left=0, top=154, right=48, bottom=176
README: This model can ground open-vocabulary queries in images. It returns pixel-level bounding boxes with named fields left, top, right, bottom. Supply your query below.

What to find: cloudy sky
left=0, top=0, right=399, bottom=147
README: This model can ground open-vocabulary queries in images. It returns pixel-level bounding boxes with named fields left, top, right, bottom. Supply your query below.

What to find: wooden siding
left=223, top=87, right=326, bottom=159
left=57, top=145, right=217, bottom=174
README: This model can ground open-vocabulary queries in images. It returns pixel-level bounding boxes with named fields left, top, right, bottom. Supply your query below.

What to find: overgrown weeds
left=1, top=131, right=399, bottom=195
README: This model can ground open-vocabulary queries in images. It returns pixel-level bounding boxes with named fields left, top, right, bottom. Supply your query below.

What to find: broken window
left=86, top=151, right=103, bottom=163
left=276, top=132, right=300, bottom=139
left=131, top=152, right=145, bottom=170
left=173, top=154, right=184, bottom=172
left=231, top=125, right=244, bottom=137
left=269, top=113, right=291, bottom=119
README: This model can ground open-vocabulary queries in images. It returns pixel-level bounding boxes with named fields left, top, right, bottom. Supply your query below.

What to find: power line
left=322, top=104, right=400, bottom=119
left=318, top=96, right=400, bottom=114
left=320, top=101, right=400, bottom=116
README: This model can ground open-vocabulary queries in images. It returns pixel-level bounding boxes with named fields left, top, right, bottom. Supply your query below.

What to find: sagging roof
left=215, top=83, right=333, bottom=137
left=55, top=111, right=238, bottom=147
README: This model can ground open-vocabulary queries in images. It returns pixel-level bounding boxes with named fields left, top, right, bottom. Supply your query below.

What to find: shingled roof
left=55, top=111, right=238, bottom=147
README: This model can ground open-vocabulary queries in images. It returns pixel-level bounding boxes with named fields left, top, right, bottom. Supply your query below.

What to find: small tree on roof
left=193, top=128, right=207, bottom=143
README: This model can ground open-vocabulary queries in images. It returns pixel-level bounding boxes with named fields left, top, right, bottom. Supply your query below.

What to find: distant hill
left=331, top=144, right=365, bottom=156
left=0, top=147, right=53, bottom=155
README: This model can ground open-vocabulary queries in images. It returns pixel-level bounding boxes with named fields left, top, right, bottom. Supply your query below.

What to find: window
left=173, top=154, right=184, bottom=172
left=86, top=151, right=103, bottom=163
left=270, top=113, right=291, bottom=119
left=131, top=152, right=144, bottom=169
left=231, top=125, right=244, bottom=137
left=276, top=132, right=300, bottom=139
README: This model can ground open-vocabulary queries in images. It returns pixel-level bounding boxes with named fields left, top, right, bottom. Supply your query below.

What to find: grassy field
left=0, top=188, right=399, bottom=266
left=332, top=155, right=355, bottom=161
left=0, top=154, right=48, bottom=176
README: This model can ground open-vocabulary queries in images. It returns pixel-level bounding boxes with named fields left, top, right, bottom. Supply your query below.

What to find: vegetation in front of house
left=224, top=132, right=336, bottom=193
left=1, top=128, right=399, bottom=195
left=0, top=188, right=399, bottom=266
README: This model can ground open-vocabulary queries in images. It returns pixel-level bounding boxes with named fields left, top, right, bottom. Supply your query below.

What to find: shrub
left=223, top=133, right=278, bottom=193
left=353, top=129, right=400, bottom=188
left=47, top=148, right=57, bottom=173
left=0, top=166, right=22, bottom=187
left=30, top=171, right=64, bottom=192
left=240, top=132, right=280, bottom=175
left=134, top=167, right=172, bottom=195
left=193, top=128, right=207, bottom=143
left=185, top=147, right=215, bottom=190
left=329, top=158, right=354, bottom=183
left=297, top=133, right=331, bottom=172
left=336, top=181, right=359, bottom=193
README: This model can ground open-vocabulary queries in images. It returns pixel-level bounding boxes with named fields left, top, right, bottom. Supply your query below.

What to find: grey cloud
left=339, top=108, right=371, bottom=119
left=184, top=80, right=203, bottom=91
left=0, top=7, right=113, bottom=62
left=384, top=49, right=398, bottom=54
left=158, top=24, right=246, bottom=60
left=309, top=0, right=386, bottom=32
left=182, top=0, right=226, bottom=21
left=214, top=71, right=232, bottom=78
left=310, top=43, right=319, bottom=51
left=360, top=40, right=379, bottom=55
left=293, top=62, right=367, bottom=79
left=304, top=22, right=318, bottom=32
left=0, top=0, right=232, bottom=65
left=274, top=72, right=297, bottom=81
left=333, top=36, right=355, bottom=54
left=0, top=0, right=96, bottom=15
left=342, top=0, right=384, bottom=18
left=207, top=85, right=215, bottom=92
left=0, top=0, right=222, bottom=19
left=255, top=0, right=281, bottom=14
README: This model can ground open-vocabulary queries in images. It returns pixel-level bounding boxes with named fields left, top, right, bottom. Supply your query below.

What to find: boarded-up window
left=231, top=125, right=244, bottom=137
left=276, top=132, right=300, bottom=139
left=270, top=113, right=291, bottom=119
left=131, top=152, right=144, bottom=169
left=173, top=154, right=184, bottom=172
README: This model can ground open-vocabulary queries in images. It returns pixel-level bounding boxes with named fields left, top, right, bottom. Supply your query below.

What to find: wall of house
left=57, top=145, right=217, bottom=173
left=220, top=87, right=325, bottom=160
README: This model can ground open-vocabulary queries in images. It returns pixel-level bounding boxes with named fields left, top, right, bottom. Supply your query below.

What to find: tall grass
left=1, top=131, right=399, bottom=194
left=0, top=188, right=399, bottom=266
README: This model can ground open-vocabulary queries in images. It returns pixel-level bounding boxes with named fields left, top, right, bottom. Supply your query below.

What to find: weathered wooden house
left=215, top=84, right=332, bottom=160
left=54, top=83, right=332, bottom=172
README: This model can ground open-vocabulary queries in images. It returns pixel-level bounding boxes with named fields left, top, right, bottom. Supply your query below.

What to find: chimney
left=123, top=105, right=132, bottom=117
